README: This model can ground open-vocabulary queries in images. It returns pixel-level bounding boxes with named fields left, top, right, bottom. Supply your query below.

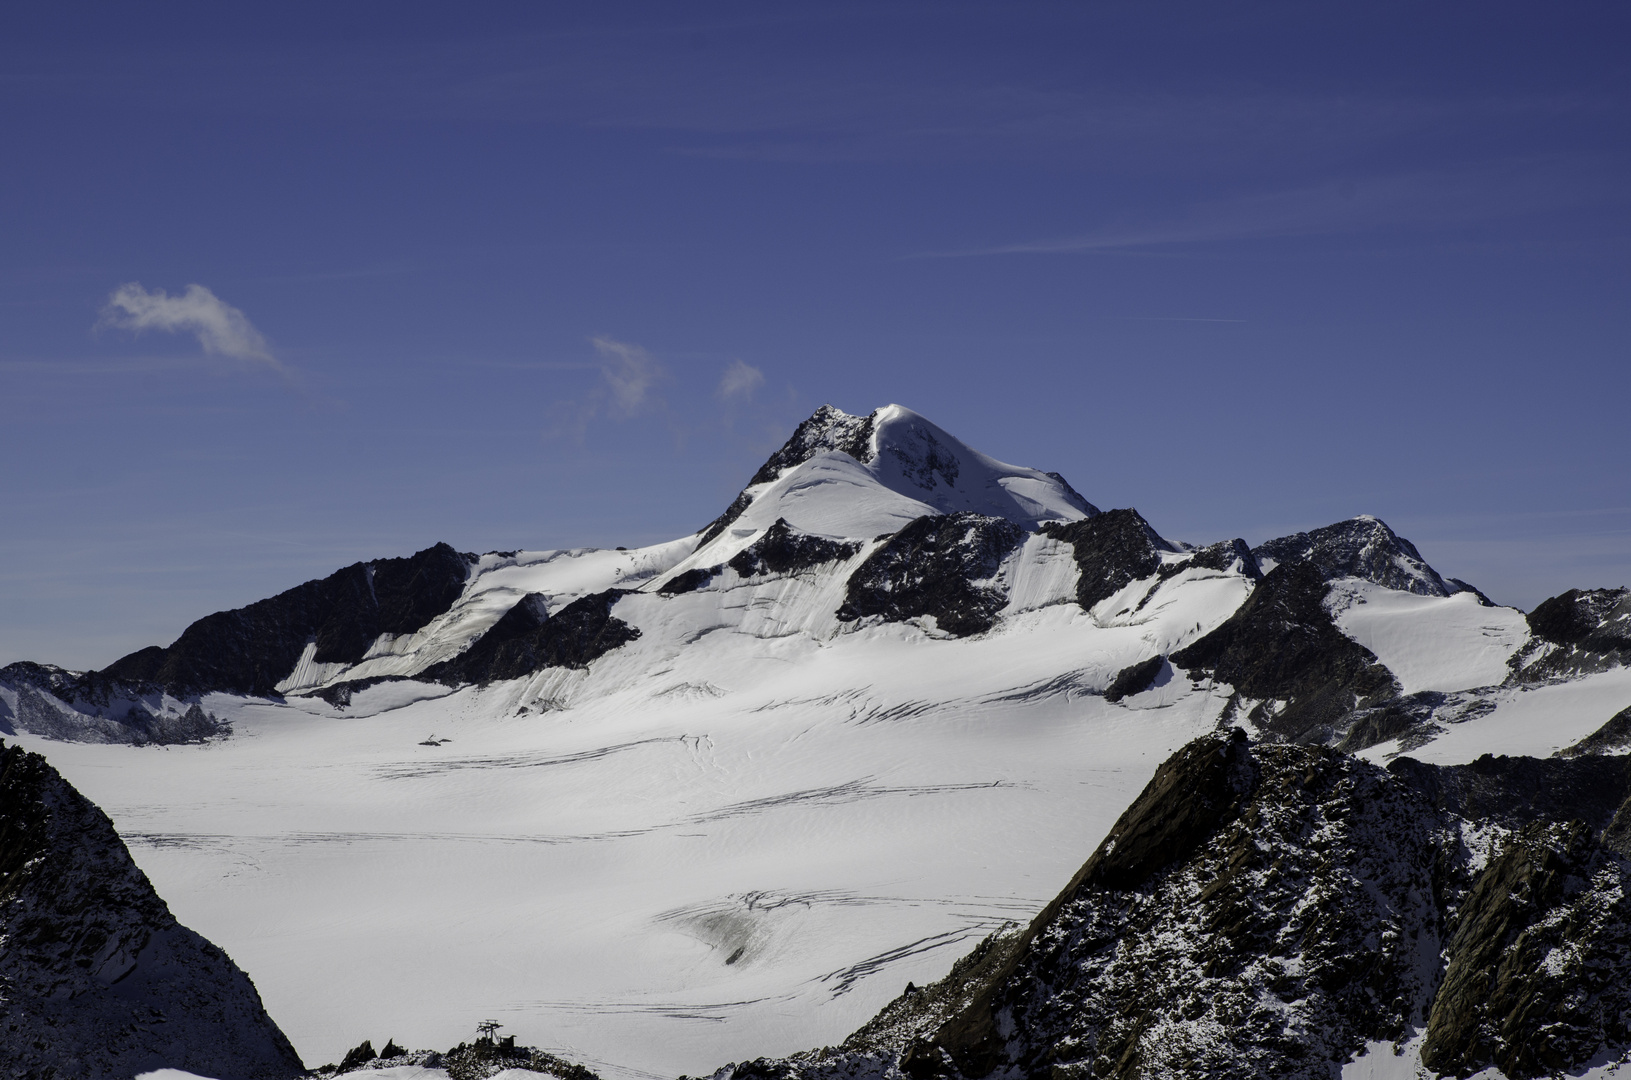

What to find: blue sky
left=3, top=2, right=1629, bottom=668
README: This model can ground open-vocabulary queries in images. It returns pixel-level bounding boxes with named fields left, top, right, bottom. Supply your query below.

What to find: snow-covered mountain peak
left=696, top=404, right=1097, bottom=557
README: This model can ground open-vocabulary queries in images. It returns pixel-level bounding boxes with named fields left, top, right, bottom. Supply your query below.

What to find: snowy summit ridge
left=698, top=404, right=1097, bottom=550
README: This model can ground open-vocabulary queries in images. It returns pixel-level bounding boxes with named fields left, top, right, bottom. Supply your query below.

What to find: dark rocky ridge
left=838, top=513, right=1026, bottom=638
left=659, top=566, right=723, bottom=596
left=98, top=542, right=476, bottom=697
left=698, top=405, right=878, bottom=546
left=1510, top=586, right=1631, bottom=681
left=1171, top=560, right=1401, bottom=741
left=420, top=590, right=640, bottom=686
left=1102, top=656, right=1164, bottom=703
left=728, top=519, right=863, bottom=578
left=0, top=740, right=303, bottom=1079
left=1559, top=704, right=1631, bottom=758
left=1039, top=509, right=1179, bottom=614
left=0, top=662, right=228, bottom=745
left=715, top=733, right=1631, bottom=1080
left=1252, top=516, right=1460, bottom=598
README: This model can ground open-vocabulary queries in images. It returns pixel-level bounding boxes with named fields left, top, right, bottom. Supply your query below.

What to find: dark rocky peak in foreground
left=1509, top=586, right=1631, bottom=681
left=97, top=541, right=476, bottom=697
left=719, top=731, right=1631, bottom=1080
left=839, top=513, right=1027, bottom=638
left=0, top=740, right=303, bottom=1079
left=1253, top=516, right=1466, bottom=598
left=1171, top=560, right=1400, bottom=742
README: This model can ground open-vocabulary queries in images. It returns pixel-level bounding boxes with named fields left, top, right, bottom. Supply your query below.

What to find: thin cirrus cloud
left=99, top=282, right=291, bottom=378
left=717, top=358, right=765, bottom=401
left=917, top=162, right=1624, bottom=257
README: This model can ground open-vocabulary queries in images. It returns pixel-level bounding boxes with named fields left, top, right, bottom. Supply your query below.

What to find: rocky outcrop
left=838, top=513, right=1025, bottom=637
left=1252, top=516, right=1457, bottom=597
left=1509, top=586, right=1631, bottom=681
left=0, top=663, right=227, bottom=746
left=421, top=590, right=640, bottom=686
left=728, top=519, right=862, bottom=578
left=97, top=542, right=476, bottom=697
left=1171, top=560, right=1400, bottom=741
left=1039, top=509, right=1178, bottom=614
left=1103, top=656, right=1164, bottom=703
left=712, top=733, right=1631, bottom=1080
left=1422, top=819, right=1631, bottom=1078
left=1559, top=704, right=1631, bottom=757
left=0, top=740, right=303, bottom=1079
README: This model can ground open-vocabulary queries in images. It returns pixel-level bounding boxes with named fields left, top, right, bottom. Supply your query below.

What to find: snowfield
left=22, top=594, right=1227, bottom=1076
left=11, top=404, right=1611, bottom=1080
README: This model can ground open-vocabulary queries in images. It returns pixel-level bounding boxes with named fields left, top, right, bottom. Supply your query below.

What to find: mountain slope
left=0, top=739, right=302, bottom=1079
left=718, top=730, right=1631, bottom=1080
left=5, top=402, right=1625, bottom=1078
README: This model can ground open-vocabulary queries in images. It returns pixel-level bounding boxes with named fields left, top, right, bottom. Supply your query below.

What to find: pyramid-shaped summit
left=697, top=404, right=1098, bottom=550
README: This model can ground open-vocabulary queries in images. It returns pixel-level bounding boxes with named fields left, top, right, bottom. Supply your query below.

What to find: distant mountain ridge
left=0, top=402, right=1621, bottom=764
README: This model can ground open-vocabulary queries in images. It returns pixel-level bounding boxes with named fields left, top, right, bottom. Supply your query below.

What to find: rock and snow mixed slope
left=0, top=739, right=302, bottom=1079
left=3, top=403, right=1628, bottom=1079
left=722, top=730, right=1631, bottom=1080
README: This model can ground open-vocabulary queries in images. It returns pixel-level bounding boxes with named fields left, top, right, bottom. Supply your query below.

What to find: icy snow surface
left=21, top=530, right=1251, bottom=1079
left=1328, top=581, right=1529, bottom=694
left=1359, top=665, right=1631, bottom=766
left=1342, top=1033, right=1631, bottom=1080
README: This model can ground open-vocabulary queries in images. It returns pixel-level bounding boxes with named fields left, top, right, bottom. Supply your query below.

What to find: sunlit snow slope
left=7, top=403, right=1597, bottom=1080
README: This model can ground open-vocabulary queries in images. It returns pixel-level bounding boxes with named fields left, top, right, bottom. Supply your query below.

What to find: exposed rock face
left=421, top=590, right=640, bottom=686
left=728, top=519, right=862, bottom=578
left=1102, top=656, right=1164, bottom=703
left=1559, top=704, right=1631, bottom=757
left=698, top=406, right=877, bottom=544
left=659, top=566, right=723, bottom=596
left=1171, top=561, right=1400, bottom=741
left=1039, top=509, right=1177, bottom=614
left=1252, top=516, right=1457, bottom=597
left=0, top=664, right=228, bottom=745
left=838, top=513, right=1026, bottom=637
left=0, top=740, right=303, bottom=1079
left=98, top=542, right=476, bottom=697
left=1332, top=690, right=1448, bottom=754
left=713, top=734, right=1631, bottom=1080
left=1183, top=538, right=1261, bottom=579
left=1422, top=819, right=1631, bottom=1078
left=1510, top=586, right=1631, bottom=681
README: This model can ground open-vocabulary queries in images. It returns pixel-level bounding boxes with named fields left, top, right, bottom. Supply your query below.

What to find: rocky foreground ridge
left=710, top=729, right=1631, bottom=1080
left=0, top=739, right=302, bottom=1079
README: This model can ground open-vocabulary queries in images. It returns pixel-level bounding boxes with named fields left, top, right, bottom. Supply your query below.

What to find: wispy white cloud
left=591, top=335, right=663, bottom=415
left=913, top=162, right=1623, bottom=258
left=100, top=283, right=289, bottom=377
left=545, top=336, right=668, bottom=442
left=716, top=358, right=764, bottom=401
